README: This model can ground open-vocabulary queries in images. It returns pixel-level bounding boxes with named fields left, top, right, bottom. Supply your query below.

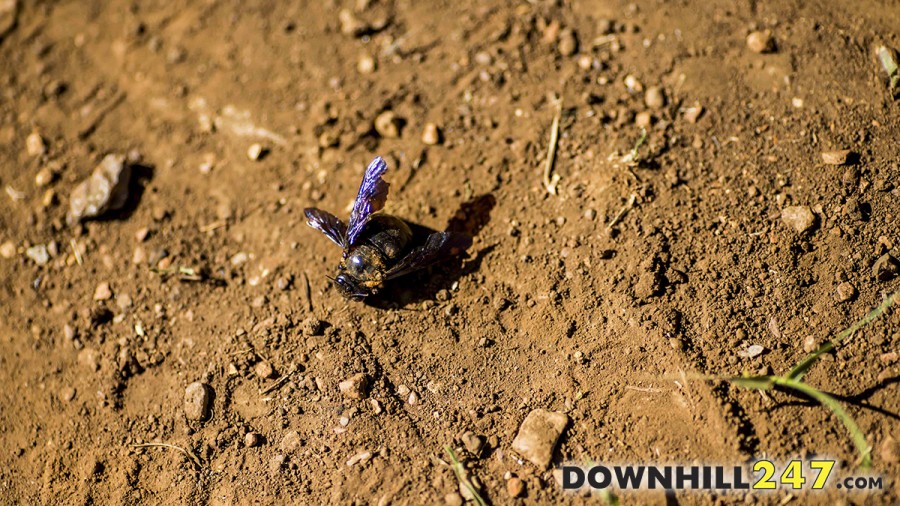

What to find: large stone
left=184, top=382, right=213, bottom=421
left=781, top=206, right=816, bottom=233
left=511, top=409, right=569, bottom=469
left=67, top=154, right=131, bottom=225
left=338, top=373, right=369, bottom=399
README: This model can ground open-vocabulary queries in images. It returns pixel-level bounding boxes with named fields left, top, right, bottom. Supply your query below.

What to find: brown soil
left=1, top=0, right=899, bottom=504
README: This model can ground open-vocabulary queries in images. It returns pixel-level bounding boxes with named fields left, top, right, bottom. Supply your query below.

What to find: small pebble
left=444, top=493, right=464, bottom=506
left=635, top=111, right=652, bottom=128
left=746, top=30, right=775, bottom=53
left=836, top=282, right=856, bottom=303
left=254, top=361, right=275, bottom=379
left=346, top=450, right=372, bottom=467
left=374, top=111, right=403, bottom=138
left=596, top=18, right=614, bottom=35
left=302, top=317, right=326, bottom=336
left=624, top=74, right=643, bottom=93
left=26, top=131, right=46, bottom=157
left=0, top=240, right=15, bottom=259
left=35, top=167, right=56, bottom=187
left=644, top=86, right=665, bottom=109
left=269, top=454, right=286, bottom=473
left=116, top=293, right=133, bottom=310
left=338, top=8, right=365, bottom=36
left=422, top=123, right=442, bottom=145
left=152, top=207, right=169, bottom=222
left=93, top=282, right=112, bottom=301
left=184, top=382, right=213, bottom=421
left=244, top=432, right=262, bottom=447
left=276, top=275, right=293, bottom=291
left=781, top=206, right=816, bottom=233
left=474, top=51, right=492, bottom=66
left=59, top=386, right=76, bottom=402
left=802, top=335, right=821, bottom=353
left=821, top=149, right=855, bottom=165
left=357, top=54, right=376, bottom=74
left=247, top=143, right=266, bottom=161
left=542, top=19, right=560, bottom=44
left=280, top=431, right=302, bottom=452
left=461, top=431, right=485, bottom=457
left=40, top=188, right=57, bottom=208
left=558, top=28, right=578, bottom=56
left=842, top=166, right=861, bottom=186
left=684, top=104, right=704, bottom=123
left=507, top=477, right=526, bottom=498
left=132, top=246, right=147, bottom=265
left=339, top=373, right=369, bottom=399
left=26, top=245, right=49, bottom=265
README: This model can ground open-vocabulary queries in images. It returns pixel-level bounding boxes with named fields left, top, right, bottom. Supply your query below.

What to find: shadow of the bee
left=364, top=193, right=496, bottom=309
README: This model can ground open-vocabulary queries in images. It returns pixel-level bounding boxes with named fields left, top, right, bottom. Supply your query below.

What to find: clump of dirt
left=1, top=0, right=899, bottom=503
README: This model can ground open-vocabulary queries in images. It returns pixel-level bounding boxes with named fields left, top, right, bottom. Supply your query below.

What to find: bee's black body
left=305, top=157, right=471, bottom=300
left=335, top=214, right=412, bottom=297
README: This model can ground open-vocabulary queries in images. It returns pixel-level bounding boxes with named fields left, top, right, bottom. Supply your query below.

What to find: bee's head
left=333, top=272, right=372, bottom=300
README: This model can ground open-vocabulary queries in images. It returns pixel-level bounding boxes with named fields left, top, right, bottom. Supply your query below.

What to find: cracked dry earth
left=1, top=0, right=900, bottom=504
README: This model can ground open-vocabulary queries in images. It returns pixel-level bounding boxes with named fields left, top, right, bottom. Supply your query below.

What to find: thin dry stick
left=625, top=385, right=662, bottom=393
left=543, top=100, right=562, bottom=195
left=607, top=193, right=637, bottom=230
left=302, top=271, right=313, bottom=312
left=260, top=369, right=295, bottom=395
left=70, top=239, right=83, bottom=265
left=199, top=220, right=226, bottom=233
left=132, top=443, right=201, bottom=470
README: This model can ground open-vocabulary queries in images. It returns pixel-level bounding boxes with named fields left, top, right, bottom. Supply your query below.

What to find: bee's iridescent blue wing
left=384, top=232, right=472, bottom=280
left=346, top=156, right=390, bottom=246
left=305, top=207, right=348, bottom=248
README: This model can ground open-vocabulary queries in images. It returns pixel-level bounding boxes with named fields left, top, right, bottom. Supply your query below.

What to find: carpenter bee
left=305, top=156, right=472, bottom=300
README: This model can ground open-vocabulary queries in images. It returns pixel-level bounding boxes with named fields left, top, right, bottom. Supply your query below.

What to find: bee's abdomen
left=363, top=214, right=412, bottom=260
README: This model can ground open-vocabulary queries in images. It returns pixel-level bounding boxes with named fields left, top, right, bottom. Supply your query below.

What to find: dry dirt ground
left=1, top=0, right=900, bottom=504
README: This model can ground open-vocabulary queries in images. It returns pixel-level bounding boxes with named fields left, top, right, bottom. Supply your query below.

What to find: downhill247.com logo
left=561, top=461, right=884, bottom=492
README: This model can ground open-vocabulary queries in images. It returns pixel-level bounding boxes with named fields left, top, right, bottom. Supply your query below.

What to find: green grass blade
left=444, top=446, right=488, bottom=506
left=728, top=375, right=776, bottom=390
left=774, top=377, right=872, bottom=469
left=787, top=289, right=900, bottom=381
